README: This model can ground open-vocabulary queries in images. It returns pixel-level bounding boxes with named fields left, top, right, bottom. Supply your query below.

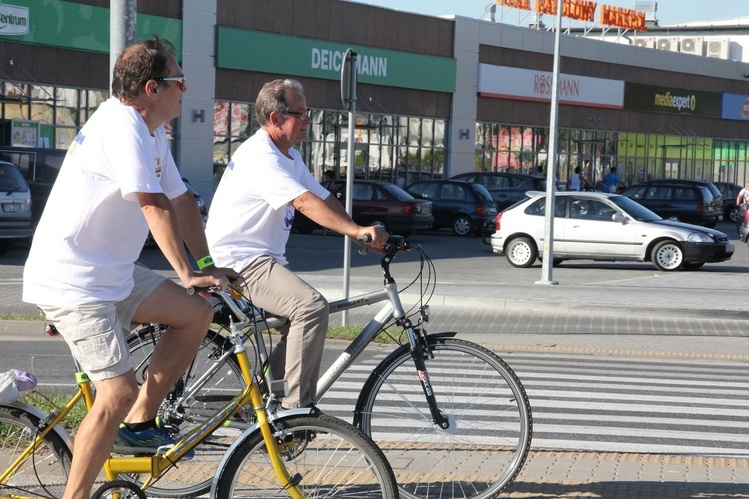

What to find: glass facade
left=0, top=82, right=174, bottom=150
left=475, top=121, right=749, bottom=189
left=213, top=102, right=447, bottom=186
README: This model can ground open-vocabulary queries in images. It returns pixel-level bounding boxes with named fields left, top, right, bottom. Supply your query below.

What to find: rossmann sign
left=0, top=1, right=29, bottom=35
left=624, top=83, right=721, bottom=118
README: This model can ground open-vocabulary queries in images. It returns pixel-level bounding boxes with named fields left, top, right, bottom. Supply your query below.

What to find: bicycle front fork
left=404, top=319, right=450, bottom=429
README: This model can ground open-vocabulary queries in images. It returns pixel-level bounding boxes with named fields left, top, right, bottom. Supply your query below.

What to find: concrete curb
left=317, top=288, right=749, bottom=320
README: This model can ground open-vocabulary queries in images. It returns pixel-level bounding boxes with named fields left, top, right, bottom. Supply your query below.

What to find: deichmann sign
left=477, top=64, right=624, bottom=109
left=0, top=1, right=29, bottom=35
left=217, top=27, right=456, bottom=93
left=721, top=93, right=749, bottom=121
left=624, top=83, right=722, bottom=118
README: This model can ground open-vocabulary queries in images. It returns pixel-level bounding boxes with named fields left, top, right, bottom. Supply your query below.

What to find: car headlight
left=687, top=232, right=713, bottom=243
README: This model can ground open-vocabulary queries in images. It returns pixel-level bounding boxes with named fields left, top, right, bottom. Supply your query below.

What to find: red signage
left=533, top=1, right=645, bottom=30
left=564, top=0, right=596, bottom=22
left=600, top=5, right=647, bottom=31
left=499, top=0, right=532, bottom=10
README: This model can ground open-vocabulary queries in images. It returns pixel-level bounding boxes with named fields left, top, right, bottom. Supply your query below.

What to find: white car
left=489, top=191, right=734, bottom=271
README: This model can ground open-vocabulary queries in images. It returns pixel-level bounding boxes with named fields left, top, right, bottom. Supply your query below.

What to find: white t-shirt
left=206, top=128, right=330, bottom=271
left=23, top=97, right=186, bottom=306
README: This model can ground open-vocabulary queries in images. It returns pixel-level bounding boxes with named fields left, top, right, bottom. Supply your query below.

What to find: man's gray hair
left=255, top=79, right=304, bottom=127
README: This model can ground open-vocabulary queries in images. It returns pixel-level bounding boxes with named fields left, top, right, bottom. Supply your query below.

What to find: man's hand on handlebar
left=356, top=225, right=389, bottom=255
left=184, top=266, right=239, bottom=293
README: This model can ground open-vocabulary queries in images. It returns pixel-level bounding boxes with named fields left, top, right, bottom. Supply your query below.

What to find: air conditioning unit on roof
left=706, top=39, right=729, bottom=59
left=634, top=37, right=655, bottom=48
left=680, top=36, right=704, bottom=56
left=656, top=37, right=679, bottom=52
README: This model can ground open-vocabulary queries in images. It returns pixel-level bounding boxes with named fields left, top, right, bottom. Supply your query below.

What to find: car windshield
left=610, top=196, right=661, bottom=221
left=381, top=183, right=416, bottom=201
left=0, top=164, right=28, bottom=192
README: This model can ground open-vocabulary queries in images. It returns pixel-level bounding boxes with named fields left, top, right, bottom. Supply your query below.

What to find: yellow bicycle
left=0, top=287, right=398, bottom=499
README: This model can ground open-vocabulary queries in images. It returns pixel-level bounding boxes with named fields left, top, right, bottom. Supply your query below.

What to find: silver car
left=0, top=160, right=33, bottom=245
left=489, top=191, right=734, bottom=271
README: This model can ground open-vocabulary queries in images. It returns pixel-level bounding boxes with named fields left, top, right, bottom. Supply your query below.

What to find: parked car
left=144, top=178, right=208, bottom=249
left=0, top=160, right=34, bottom=248
left=619, top=179, right=722, bottom=227
left=407, top=179, right=497, bottom=236
left=450, top=171, right=547, bottom=211
left=292, top=179, right=433, bottom=236
left=489, top=191, right=734, bottom=271
left=713, top=181, right=743, bottom=222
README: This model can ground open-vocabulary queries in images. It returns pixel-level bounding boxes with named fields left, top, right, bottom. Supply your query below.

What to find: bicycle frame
left=3, top=297, right=306, bottom=499
left=242, top=241, right=450, bottom=428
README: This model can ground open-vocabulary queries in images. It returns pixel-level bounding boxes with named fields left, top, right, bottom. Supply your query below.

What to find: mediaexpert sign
left=477, top=64, right=624, bottom=109
left=721, top=93, right=749, bottom=121
left=0, top=1, right=29, bottom=35
left=624, top=82, right=722, bottom=118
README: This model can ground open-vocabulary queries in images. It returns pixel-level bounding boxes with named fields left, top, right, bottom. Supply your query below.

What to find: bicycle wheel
left=125, top=326, right=249, bottom=497
left=0, top=404, right=72, bottom=499
left=356, top=336, right=532, bottom=499
left=213, top=414, right=399, bottom=498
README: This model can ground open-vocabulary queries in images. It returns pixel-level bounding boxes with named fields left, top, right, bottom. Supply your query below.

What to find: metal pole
left=341, top=50, right=357, bottom=326
left=536, top=0, right=563, bottom=286
left=109, top=0, right=137, bottom=93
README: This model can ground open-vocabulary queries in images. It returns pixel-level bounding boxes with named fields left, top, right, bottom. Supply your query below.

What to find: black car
left=406, top=179, right=497, bottom=236
left=620, top=179, right=722, bottom=227
left=292, top=179, right=433, bottom=236
left=450, top=172, right=547, bottom=211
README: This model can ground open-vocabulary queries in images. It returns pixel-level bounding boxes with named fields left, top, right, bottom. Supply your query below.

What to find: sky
left=346, top=1, right=748, bottom=26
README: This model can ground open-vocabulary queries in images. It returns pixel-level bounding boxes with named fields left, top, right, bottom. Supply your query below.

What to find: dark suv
left=407, top=179, right=497, bottom=236
left=620, top=179, right=722, bottom=227
left=450, top=172, right=547, bottom=211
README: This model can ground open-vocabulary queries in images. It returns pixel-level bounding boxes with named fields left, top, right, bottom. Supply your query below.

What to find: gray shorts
left=40, top=266, right=166, bottom=381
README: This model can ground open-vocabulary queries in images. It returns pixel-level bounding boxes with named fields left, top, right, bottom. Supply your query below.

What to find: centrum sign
left=0, top=1, right=29, bottom=35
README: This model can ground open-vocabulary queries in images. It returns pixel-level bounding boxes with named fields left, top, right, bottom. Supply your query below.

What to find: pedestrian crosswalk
left=317, top=349, right=749, bottom=457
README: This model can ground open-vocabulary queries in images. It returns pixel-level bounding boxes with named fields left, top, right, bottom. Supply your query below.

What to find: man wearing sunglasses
left=207, top=79, right=388, bottom=412
left=22, top=36, right=235, bottom=499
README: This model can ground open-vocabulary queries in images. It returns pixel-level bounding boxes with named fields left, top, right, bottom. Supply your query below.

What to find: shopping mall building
left=1, top=0, right=749, bottom=201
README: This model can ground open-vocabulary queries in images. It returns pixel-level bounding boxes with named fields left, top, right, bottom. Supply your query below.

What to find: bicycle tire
left=125, top=327, right=249, bottom=498
left=356, top=336, right=532, bottom=499
left=0, top=404, right=72, bottom=499
left=213, top=413, right=399, bottom=499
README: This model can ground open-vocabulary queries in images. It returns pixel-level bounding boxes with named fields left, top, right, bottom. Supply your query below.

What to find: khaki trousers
left=240, top=255, right=328, bottom=407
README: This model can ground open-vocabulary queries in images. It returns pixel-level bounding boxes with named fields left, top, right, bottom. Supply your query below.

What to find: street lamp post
left=536, top=0, right=564, bottom=286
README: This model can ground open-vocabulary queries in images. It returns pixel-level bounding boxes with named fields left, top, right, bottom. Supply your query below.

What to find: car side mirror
left=612, top=213, right=628, bottom=224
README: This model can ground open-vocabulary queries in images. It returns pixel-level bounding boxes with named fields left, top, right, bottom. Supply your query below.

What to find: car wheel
left=682, top=262, right=705, bottom=270
left=452, top=215, right=473, bottom=236
left=651, top=240, right=684, bottom=271
left=728, top=206, right=742, bottom=222
left=506, top=237, right=537, bottom=268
